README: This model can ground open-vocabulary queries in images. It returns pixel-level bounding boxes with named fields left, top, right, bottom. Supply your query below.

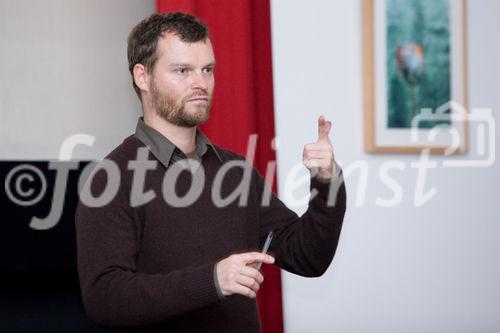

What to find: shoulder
left=76, top=136, right=143, bottom=217
left=84, top=135, right=145, bottom=189
left=102, top=135, right=145, bottom=165
left=210, top=144, right=247, bottom=163
left=210, top=144, right=266, bottom=185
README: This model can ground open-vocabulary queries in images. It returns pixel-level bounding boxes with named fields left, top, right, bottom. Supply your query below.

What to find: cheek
left=164, top=76, right=184, bottom=89
left=158, top=76, right=188, bottom=96
left=208, top=77, right=215, bottom=92
left=155, top=71, right=183, bottom=88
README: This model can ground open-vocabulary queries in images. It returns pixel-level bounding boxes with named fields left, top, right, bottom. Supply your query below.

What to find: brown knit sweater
left=75, top=134, right=346, bottom=332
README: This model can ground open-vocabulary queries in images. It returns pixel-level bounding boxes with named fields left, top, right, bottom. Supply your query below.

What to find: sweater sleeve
left=75, top=164, right=220, bottom=328
left=255, top=163, right=347, bottom=277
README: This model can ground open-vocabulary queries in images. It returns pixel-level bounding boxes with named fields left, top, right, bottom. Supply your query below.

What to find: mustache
left=184, top=90, right=210, bottom=100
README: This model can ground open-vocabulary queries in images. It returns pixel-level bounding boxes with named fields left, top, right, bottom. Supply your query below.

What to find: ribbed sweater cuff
left=213, top=263, right=226, bottom=300
left=310, top=163, right=344, bottom=204
left=183, top=262, right=221, bottom=305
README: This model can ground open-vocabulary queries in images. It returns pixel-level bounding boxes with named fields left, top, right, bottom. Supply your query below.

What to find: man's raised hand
left=303, top=115, right=336, bottom=181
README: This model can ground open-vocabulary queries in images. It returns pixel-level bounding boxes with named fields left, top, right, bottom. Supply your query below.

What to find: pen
left=256, top=231, right=273, bottom=270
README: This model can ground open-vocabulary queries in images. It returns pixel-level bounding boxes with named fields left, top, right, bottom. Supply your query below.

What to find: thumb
left=317, top=115, right=332, bottom=143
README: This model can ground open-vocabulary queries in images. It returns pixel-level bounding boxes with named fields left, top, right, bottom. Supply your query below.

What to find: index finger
left=317, top=115, right=332, bottom=142
left=239, top=252, right=275, bottom=264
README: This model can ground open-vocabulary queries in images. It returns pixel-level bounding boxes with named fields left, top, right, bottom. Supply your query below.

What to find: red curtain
left=157, top=1, right=283, bottom=332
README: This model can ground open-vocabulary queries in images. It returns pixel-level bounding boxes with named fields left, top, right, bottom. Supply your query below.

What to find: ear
left=133, top=63, right=150, bottom=93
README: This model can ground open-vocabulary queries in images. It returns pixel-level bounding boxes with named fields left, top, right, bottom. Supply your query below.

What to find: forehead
left=155, top=33, right=215, bottom=65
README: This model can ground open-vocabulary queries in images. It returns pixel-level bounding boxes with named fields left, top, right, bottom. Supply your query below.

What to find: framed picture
left=363, top=0, right=468, bottom=154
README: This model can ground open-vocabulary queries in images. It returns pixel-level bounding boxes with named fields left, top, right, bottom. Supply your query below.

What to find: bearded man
left=75, top=12, right=346, bottom=333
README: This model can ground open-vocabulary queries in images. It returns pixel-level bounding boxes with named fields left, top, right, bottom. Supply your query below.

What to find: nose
left=190, top=69, right=209, bottom=91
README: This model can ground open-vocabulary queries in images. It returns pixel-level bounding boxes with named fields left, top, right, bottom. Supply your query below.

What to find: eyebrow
left=168, top=61, right=216, bottom=68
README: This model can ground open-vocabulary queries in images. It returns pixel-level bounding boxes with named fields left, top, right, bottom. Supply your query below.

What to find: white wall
left=271, top=0, right=500, bottom=332
left=0, top=0, right=155, bottom=160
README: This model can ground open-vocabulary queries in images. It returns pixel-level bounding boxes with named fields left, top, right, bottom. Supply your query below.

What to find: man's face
left=148, top=33, right=215, bottom=127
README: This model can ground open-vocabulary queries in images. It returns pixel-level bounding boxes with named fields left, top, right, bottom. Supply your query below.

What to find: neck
left=143, top=111, right=197, bottom=155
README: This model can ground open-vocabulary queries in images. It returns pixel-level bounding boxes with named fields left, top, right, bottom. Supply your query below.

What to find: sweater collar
left=134, top=117, right=222, bottom=168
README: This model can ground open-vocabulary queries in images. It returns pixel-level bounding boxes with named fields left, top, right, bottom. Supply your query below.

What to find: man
left=76, top=12, right=346, bottom=332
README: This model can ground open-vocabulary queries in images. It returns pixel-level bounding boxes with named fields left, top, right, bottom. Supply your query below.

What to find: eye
left=202, top=67, right=213, bottom=74
left=176, top=67, right=187, bottom=75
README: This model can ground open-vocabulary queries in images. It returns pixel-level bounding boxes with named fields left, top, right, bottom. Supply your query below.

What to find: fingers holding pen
left=216, top=252, right=274, bottom=299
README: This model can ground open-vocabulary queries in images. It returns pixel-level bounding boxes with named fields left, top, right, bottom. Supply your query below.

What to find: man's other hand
left=216, top=252, right=275, bottom=299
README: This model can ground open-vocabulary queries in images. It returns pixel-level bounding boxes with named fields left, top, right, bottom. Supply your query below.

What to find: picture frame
left=363, top=0, right=469, bottom=154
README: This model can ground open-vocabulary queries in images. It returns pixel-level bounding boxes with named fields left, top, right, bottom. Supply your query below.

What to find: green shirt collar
left=134, top=117, right=222, bottom=168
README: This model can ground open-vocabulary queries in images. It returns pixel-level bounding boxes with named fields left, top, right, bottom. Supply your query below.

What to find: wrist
left=213, top=263, right=226, bottom=300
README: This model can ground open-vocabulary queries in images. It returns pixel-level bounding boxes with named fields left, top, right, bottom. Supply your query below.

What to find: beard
left=150, top=78, right=212, bottom=128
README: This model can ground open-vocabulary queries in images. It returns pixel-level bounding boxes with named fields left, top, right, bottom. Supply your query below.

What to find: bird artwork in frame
left=363, top=0, right=468, bottom=154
